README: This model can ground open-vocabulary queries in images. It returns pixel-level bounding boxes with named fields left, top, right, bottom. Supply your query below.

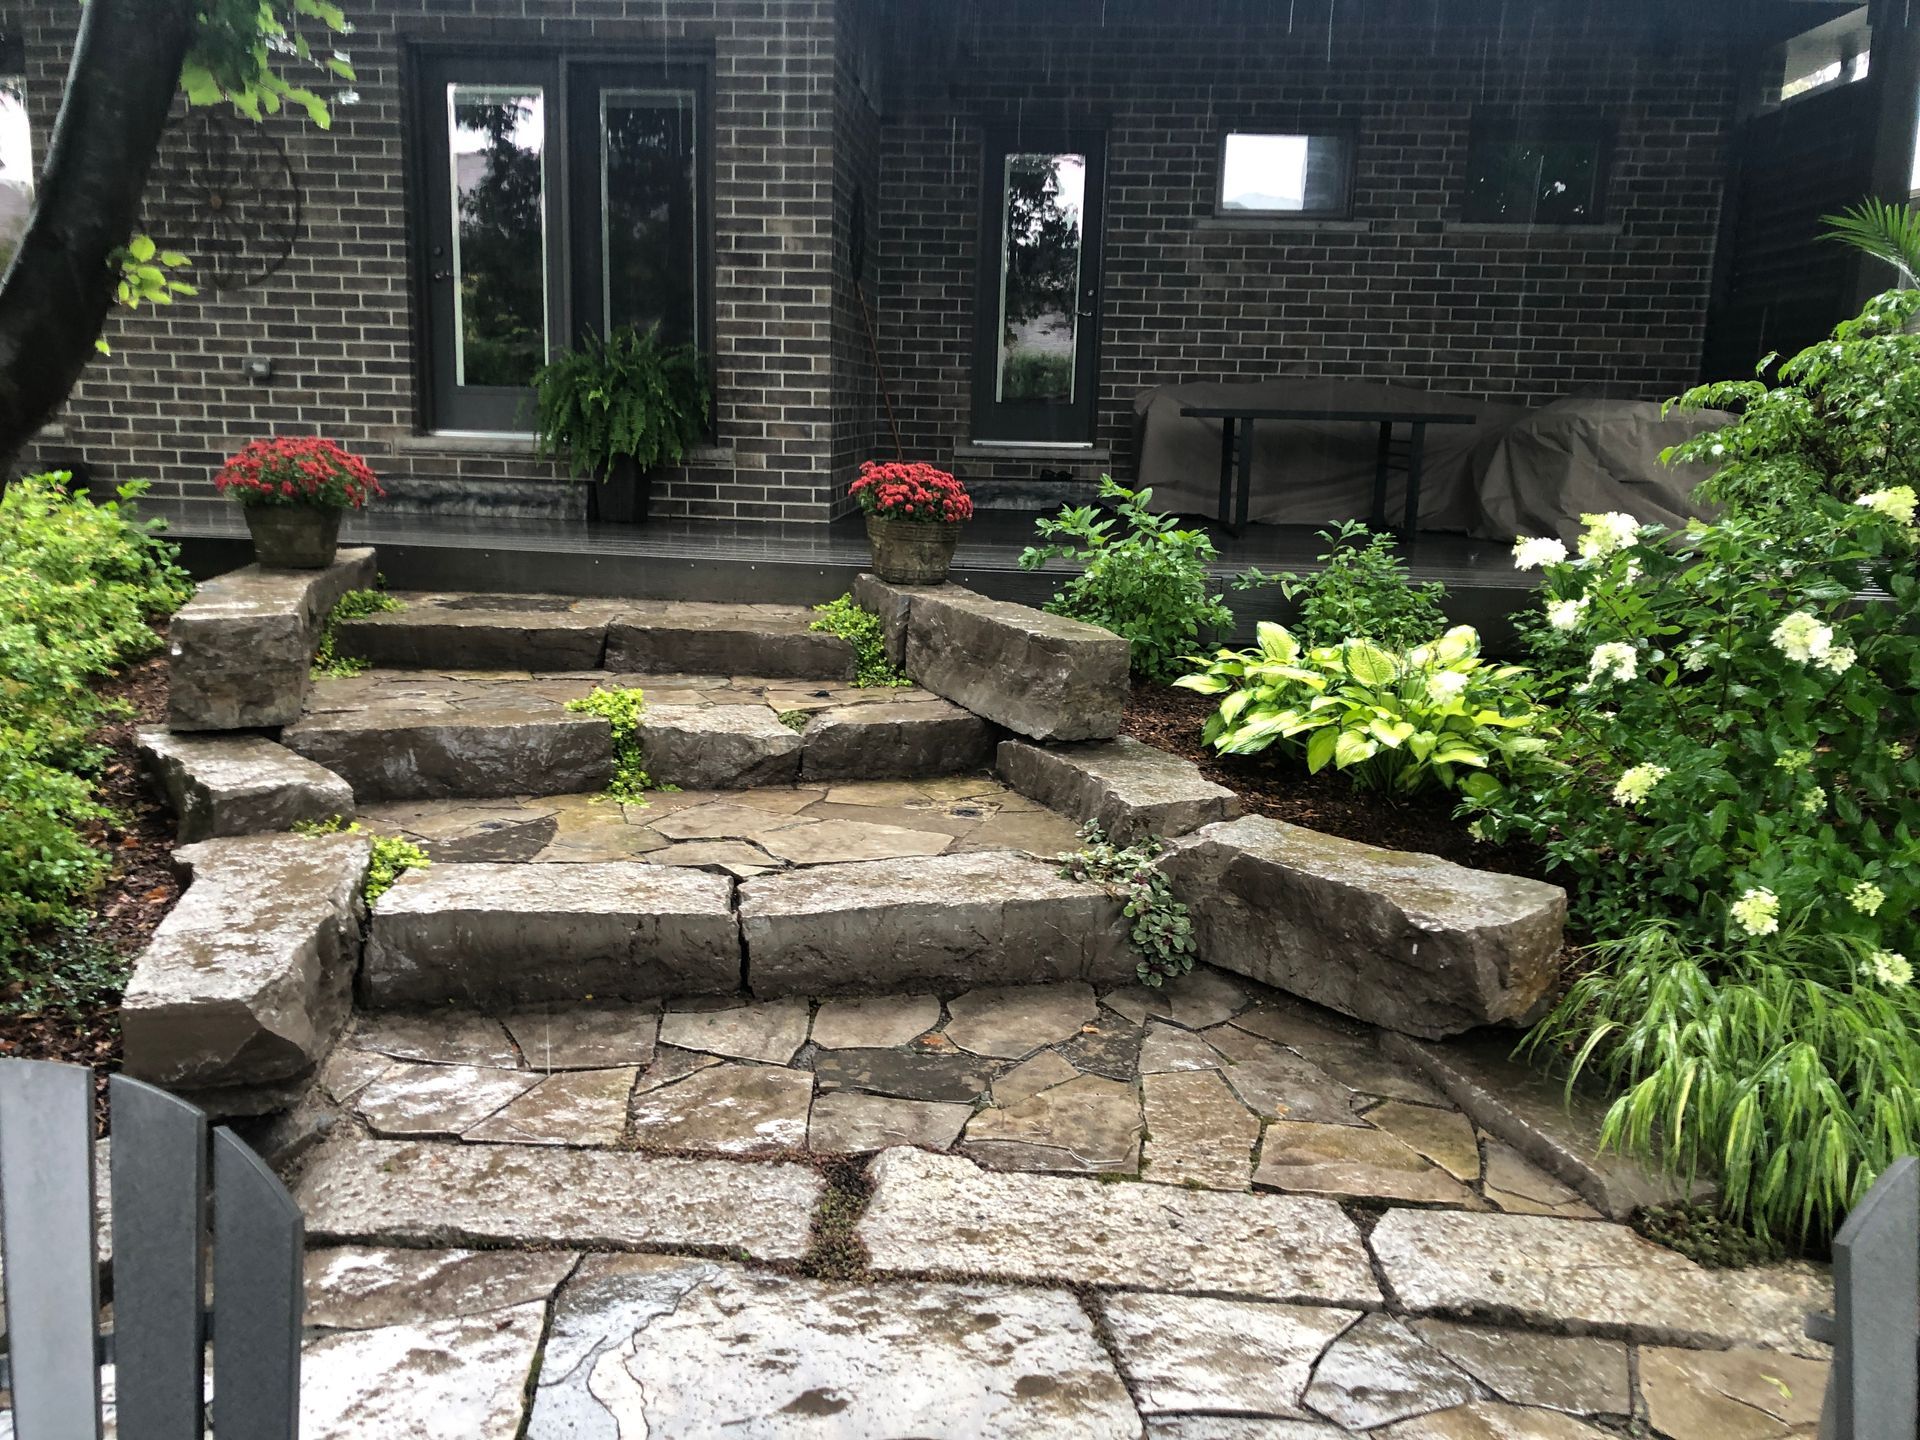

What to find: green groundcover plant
left=566, top=685, right=655, bottom=802
left=810, top=594, right=909, bottom=688
left=0, top=474, right=192, bottom=952
left=1020, top=476, right=1231, bottom=682
left=1479, top=287, right=1920, bottom=1242
left=1177, top=621, right=1550, bottom=799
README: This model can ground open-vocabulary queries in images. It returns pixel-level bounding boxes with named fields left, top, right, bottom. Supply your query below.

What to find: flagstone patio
left=283, top=974, right=1833, bottom=1439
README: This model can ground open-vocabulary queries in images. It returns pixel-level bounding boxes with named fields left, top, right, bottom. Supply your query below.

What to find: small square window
left=1217, top=131, right=1352, bottom=218
left=1462, top=112, right=1611, bottom=225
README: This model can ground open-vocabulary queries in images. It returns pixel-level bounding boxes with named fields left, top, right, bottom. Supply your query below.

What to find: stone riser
left=359, top=853, right=1136, bottom=1009
left=284, top=701, right=997, bottom=802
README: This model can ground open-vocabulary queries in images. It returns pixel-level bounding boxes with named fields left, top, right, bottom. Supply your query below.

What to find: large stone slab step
left=123, top=831, right=370, bottom=1110
left=282, top=703, right=612, bottom=802
left=332, top=591, right=623, bottom=671
left=738, top=850, right=1135, bottom=995
left=138, top=728, right=354, bottom=842
left=605, top=601, right=854, bottom=680
left=362, top=861, right=740, bottom=1006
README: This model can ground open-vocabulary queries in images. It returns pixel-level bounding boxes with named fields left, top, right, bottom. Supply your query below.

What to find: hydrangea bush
left=1477, top=288, right=1920, bottom=1240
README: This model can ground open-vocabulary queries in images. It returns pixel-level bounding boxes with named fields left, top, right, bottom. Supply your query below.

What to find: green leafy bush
left=1480, top=287, right=1920, bottom=1245
left=1176, top=622, right=1549, bottom=798
left=532, top=325, right=710, bottom=478
left=1058, top=823, right=1196, bottom=986
left=565, top=685, right=654, bottom=802
left=1237, top=520, right=1448, bottom=651
left=0, top=925, right=132, bottom=1020
left=0, top=475, right=191, bottom=952
left=810, top=594, right=909, bottom=687
left=1020, top=476, right=1230, bottom=682
left=1532, top=923, right=1920, bottom=1243
left=312, top=586, right=403, bottom=678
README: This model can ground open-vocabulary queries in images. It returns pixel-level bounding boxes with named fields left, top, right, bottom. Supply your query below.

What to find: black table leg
left=1216, top=416, right=1236, bottom=534
left=1404, top=421, right=1427, bottom=535
left=1371, top=421, right=1392, bottom=530
left=1235, top=417, right=1255, bottom=535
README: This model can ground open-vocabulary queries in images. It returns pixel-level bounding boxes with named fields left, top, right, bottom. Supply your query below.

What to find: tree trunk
left=0, top=0, right=196, bottom=479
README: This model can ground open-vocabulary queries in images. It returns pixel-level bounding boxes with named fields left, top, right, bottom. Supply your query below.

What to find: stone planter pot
left=866, top=515, right=961, bottom=584
left=242, top=503, right=343, bottom=568
left=589, top=454, right=653, bottom=525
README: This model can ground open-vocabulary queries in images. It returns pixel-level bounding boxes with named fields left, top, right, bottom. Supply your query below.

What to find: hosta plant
left=1175, top=622, right=1549, bottom=798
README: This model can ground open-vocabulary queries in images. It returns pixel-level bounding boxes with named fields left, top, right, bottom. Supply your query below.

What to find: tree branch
left=0, top=0, right=196, bottom=475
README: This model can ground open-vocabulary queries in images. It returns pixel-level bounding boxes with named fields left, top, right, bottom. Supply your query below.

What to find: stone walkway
left=286, top=974, right=1832, bottom=1438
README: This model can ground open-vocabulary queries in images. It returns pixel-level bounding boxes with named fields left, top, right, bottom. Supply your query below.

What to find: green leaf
left=1305, top=725, right=1339, bottom=774
left=1343, top=640, right=1398, bottom=686
left=1333, top=729, right=1377, bottom=768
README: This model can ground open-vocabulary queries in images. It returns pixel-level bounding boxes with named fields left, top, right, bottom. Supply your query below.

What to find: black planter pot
left=589, top=454, right=652, bottom=525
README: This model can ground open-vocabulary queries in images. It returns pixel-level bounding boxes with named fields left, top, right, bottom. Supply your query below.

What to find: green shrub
left=532, top=324, right=710, bottom=478
left=1057, top=823, right=1196, bottom=987
left=1237, top=519, right=1448, bottom=651
left=0, top=925, right=132, bottom=1019
left=1020, top=476, right=1231, bottom=682
left=312, top=586, right=403, bottom=678
left=1532, top=922, right=1920, bottom=1243
left=810, top=594, right=909, bottom=687
left=0, top=475, right=190, bottom=952
left=1176, top=622, right=1550, bottom=798
left=1486, top=288, right=1920, bottom=1246
left=565, top=685, right=654, bottom=802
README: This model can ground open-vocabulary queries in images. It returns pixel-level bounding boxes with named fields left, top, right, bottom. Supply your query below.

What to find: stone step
left=362, top=861, right=741, bottom=1007
left=330, top=594, right=856, bottom=680
left=738, top=850, right=1135, bottom=995
left=283, top=703, right=613, bottom=802
left=138, top=728, right=354, bottom=841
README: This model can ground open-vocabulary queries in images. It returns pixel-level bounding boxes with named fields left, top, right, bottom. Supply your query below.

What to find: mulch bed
left=0, top=630, right=182, bottom=1114
left=1123, top=678, right=1551, bottom=884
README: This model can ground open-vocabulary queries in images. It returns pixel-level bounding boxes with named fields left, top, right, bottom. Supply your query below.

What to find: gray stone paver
left=658, top=997, right=811, bottom=1064
left=1303, top=1314, right=1481, bottom=1430
left=627, top=1061, right=813, bottom=1155
left=1101, top=1293, right=1359, bottom=1417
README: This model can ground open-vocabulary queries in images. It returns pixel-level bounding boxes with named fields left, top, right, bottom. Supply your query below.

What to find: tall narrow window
left=0, top=57, right=32, bottom=270
left=448, top=84, right=549, bottom=389
left=601, top=89, right=699, bottom=347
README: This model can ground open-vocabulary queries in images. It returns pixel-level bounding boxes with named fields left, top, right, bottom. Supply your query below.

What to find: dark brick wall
left=869, top=0, right=1741, bottom=493
left=19, top=0, right=841, bottom=521
left=15, top=0, right=1742, bottom=521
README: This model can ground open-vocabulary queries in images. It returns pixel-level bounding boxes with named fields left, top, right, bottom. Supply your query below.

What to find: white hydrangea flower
left=1610, top=764, right=1669, bottom=807
left=1871, top=950, right=1913, bottom=987
left=1577, top=511, right=1640, bottom=560
left=1513, top=537, right=1569, bottom=570
left=1545, top=597, right=1588, bottom=631
left=1587, top=642, right=1638, bottom=685
left=1849, top=881, right=1886, bottom=916
left=1426, top=670, right=1469, bottom=702
left=1818, top=645, right=1856, bottom=676
left=1769, top=610, right=1834, bottom=664
left=1776, top=748, right=1811, bottom=770
left=1800, top=786, right=1826, bottom=815
left=1681, top=639, right=1713, bottom=673
left=1856, top=486, right=1919, bottom=525
left=1730, top=887, right=1780, bottom=937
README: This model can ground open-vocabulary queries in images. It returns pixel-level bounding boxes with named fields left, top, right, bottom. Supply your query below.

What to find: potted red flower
left=213, top=436, right=385, bottom=568
left=851, top=460, right=973, bottom=585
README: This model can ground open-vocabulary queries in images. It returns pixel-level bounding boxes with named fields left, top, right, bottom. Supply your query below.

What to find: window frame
left=1459, top=109, right=1615, bottom=228
left=403, top=40, right=716, bottom=436
left=1212, top=127, right=1357, bottom=221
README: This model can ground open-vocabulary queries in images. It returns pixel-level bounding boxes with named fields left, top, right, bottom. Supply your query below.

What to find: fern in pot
left=532, top=325, right=710, bottom=524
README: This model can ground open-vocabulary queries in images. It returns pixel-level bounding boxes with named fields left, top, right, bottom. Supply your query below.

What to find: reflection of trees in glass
left=1000, top=153, right=1082, bottom=403
left=1464, top=139, right=1597, bottom=224
left=604, top=96, right=696, bottom=346
left=454, top=90, right=546, bottom=388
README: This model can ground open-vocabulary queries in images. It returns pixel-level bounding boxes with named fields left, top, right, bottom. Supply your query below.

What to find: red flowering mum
left=214, top=436, right=385, bottom=510
left=850, top=460, right=973, bottom=524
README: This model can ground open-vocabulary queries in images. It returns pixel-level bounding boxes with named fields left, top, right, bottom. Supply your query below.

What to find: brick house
left=8, top=0, right=1910, bottom=527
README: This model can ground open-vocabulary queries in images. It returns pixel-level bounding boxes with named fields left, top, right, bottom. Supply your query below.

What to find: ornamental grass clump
left=1479, top=286, right=1920, bottom=1243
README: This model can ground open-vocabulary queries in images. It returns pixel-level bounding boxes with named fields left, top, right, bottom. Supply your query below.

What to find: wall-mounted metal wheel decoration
left=149, top=111, right=302, bottom=292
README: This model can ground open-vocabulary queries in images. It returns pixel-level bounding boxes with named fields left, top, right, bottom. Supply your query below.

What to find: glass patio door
left=971, top=130, right=1107, bottom=445
left=416, top=53, right=707, bottom=433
